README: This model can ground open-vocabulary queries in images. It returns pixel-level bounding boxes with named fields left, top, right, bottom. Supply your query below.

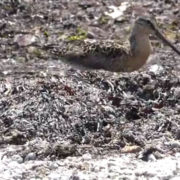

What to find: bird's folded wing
left=57, top=40, right=129, bottom=71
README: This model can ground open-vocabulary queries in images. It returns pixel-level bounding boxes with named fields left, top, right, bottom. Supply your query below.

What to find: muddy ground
left=0, top=0, right=180, bottom=179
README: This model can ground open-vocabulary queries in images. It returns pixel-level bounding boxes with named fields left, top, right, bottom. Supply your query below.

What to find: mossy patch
left=67, top=27, right=87, bottom=41
left=98, top=15, right=110, bottom=25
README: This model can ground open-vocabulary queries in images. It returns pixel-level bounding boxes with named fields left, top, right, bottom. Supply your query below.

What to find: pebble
left=25, top=152, right=36, bottom=161
left=149, top=64, right=164, bottom=74
left=174, top=87, right=180, bottom=99
left=82, top=153, right=92, bottom=160
left=11, top=155, right=23, bottom=164
left=147, top=154, right=157, bottom=162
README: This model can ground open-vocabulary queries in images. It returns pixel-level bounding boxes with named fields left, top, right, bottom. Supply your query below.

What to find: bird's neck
left=125, top=30, right=152, bottom=72
left=130, top=31, right=152, bottom=56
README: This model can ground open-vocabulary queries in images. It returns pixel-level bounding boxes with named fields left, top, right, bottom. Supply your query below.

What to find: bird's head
left=133, top=16, right=180, bottom=55
left=135, top=16, right=157, bottom=35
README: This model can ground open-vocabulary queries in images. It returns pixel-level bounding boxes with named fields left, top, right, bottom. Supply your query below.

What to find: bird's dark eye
left=146, top=20, right=151, bottom=24
left=146, top=20, right=156, bottom=29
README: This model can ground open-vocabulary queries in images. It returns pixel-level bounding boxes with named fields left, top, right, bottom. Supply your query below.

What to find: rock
left=25, top=152, right=36, bottom=161
left=82, top=153, right=92, bottom=160
left=11, top=155, right=23, bottom=163
left=149, top=64, right=164, bottom=74
left=14, top=34, right=37, bottom=47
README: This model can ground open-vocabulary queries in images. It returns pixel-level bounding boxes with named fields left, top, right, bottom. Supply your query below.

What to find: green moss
left=77, top=27, right=87, bottom=36
left=67, top=27, right=87, bottom=41
left=44, top=31, right=49, bottom=37
left=67, top=35, right=85, bottom=41
left=99, top=15, right=109, bottom=25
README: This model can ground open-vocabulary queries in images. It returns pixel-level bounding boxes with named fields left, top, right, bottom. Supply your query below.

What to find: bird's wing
left=60, top=40, right=129, bottom=57
left=58, top=40, right=129, bottom=71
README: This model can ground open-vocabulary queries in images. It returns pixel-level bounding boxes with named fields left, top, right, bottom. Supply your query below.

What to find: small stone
left=25, top=152, right=36, bottom=161
left=147, top=154, right=156, bottom=161
left=174, top=87, right=180, bottom=99
left=11, top=155, right=23, bottom=163
left=82, top=153, right=92, bottom=160
left=48, top=162, right=59, bottom=170
left=87, top=32, right=95, bottom=39
left=165, top=141, right=180, bottom=148
left=14, top=34, right=37, bottom=47
left=101, top=105, right=115, bottom=114
left=149, top=64, right=164, bottom=74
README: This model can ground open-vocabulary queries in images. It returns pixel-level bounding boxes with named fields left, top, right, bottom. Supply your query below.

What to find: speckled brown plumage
left=60, top=40, right=129, bottom=57
left=59, top=40, right=130, bottom=72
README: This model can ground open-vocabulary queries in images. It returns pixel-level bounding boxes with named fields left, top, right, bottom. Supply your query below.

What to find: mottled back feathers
left=60, top=40, right=129, bottom=57
left=57, top=40, right=130, bottom=71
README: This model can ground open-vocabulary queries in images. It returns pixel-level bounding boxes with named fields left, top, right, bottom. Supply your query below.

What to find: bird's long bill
left=154, top=28, right=180, bottom=55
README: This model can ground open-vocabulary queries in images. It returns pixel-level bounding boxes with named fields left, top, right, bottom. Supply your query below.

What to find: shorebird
left=59, top=17, right=180, bottom=72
